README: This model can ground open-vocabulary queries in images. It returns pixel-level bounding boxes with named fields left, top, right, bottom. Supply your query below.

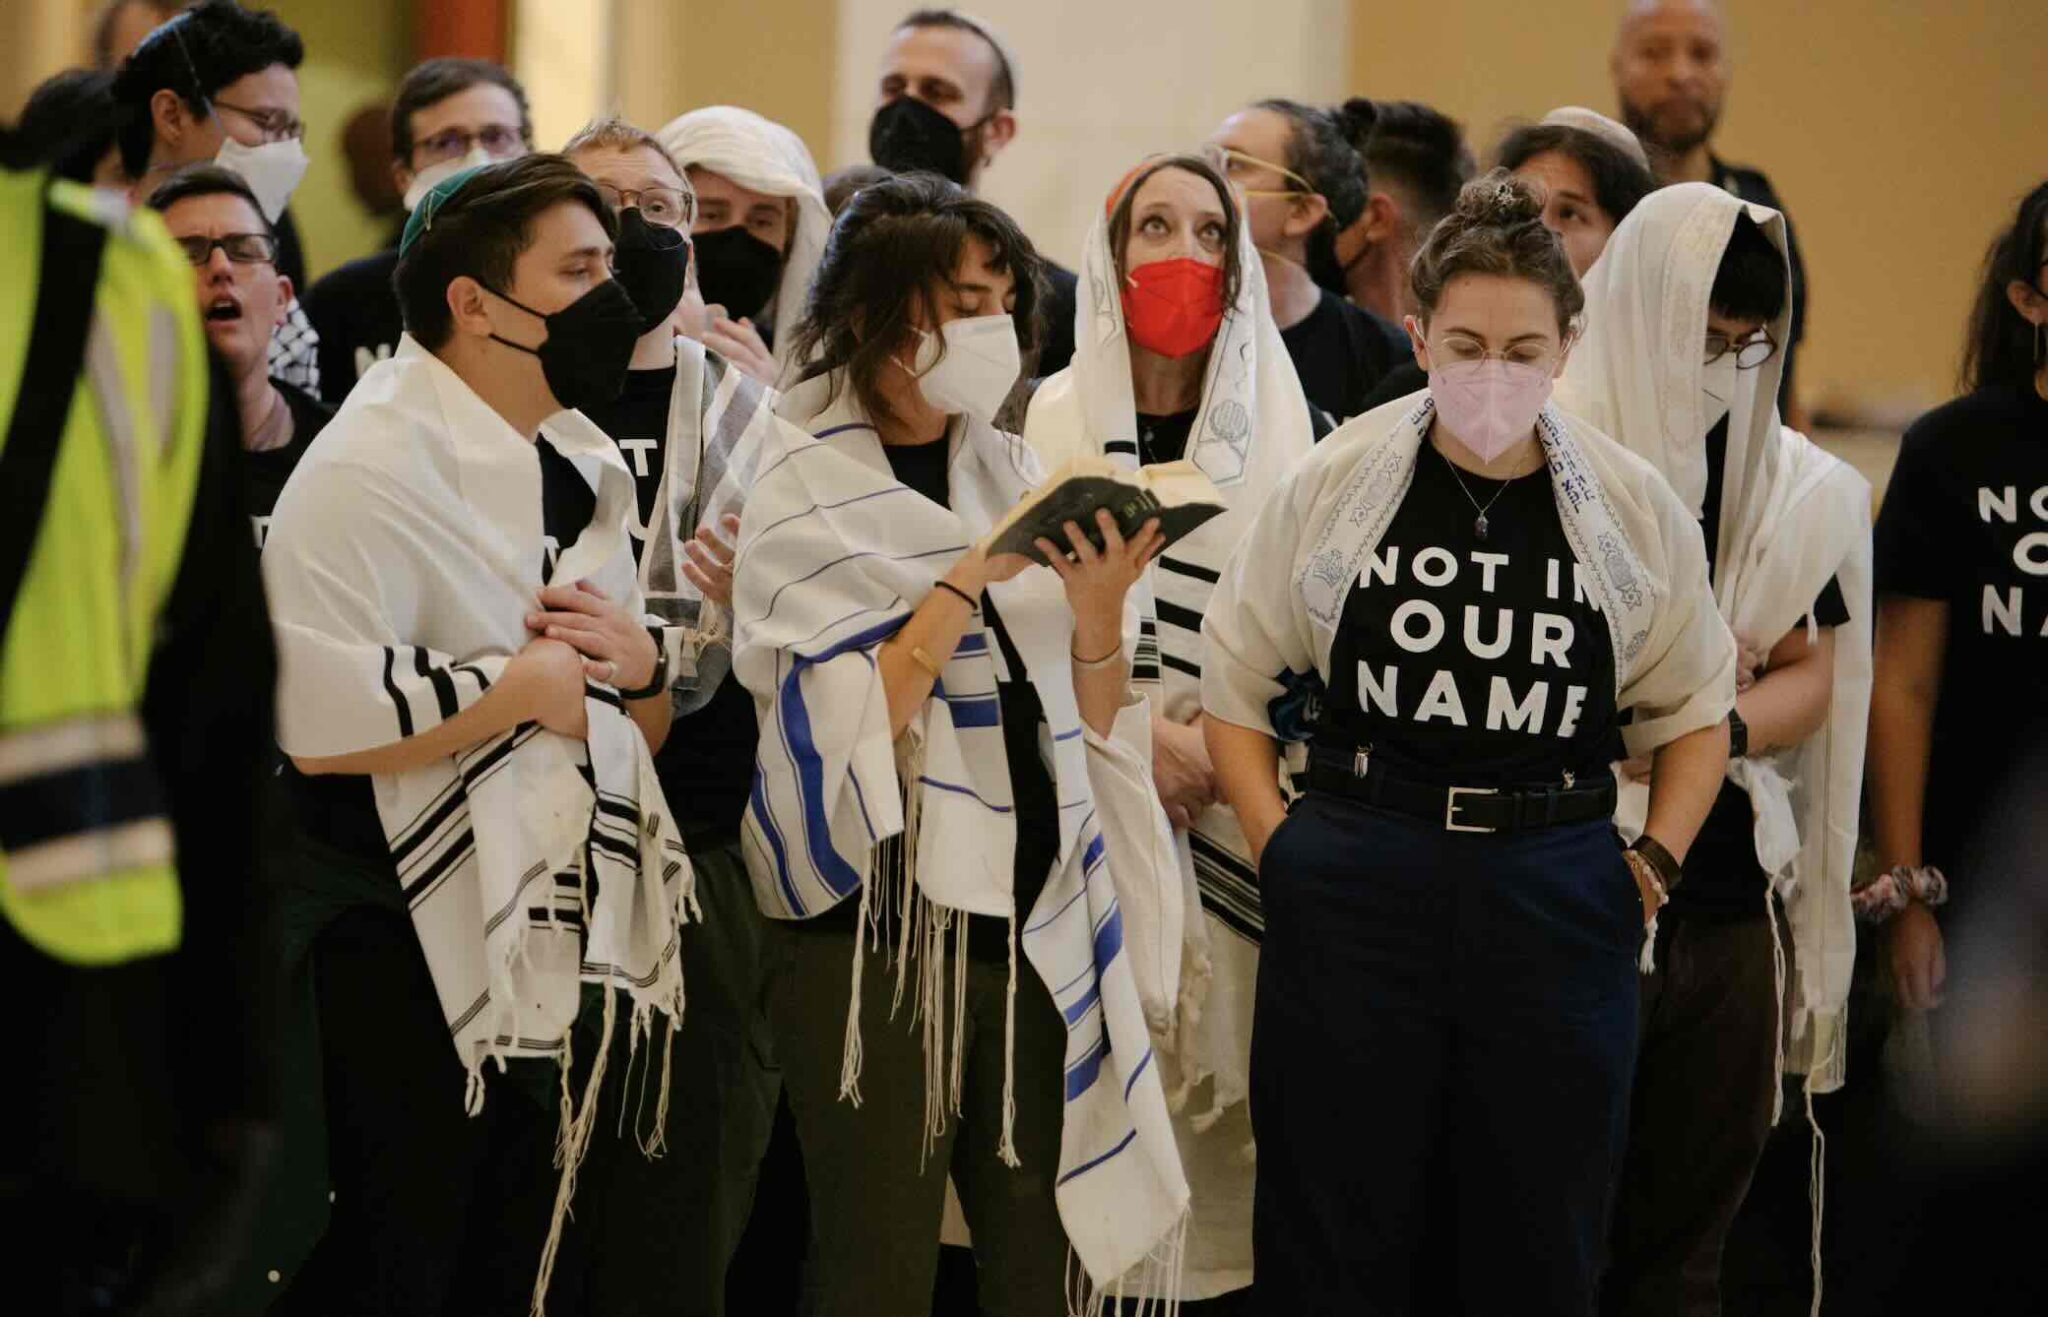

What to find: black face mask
left=868, top=95, right=984, bottom=185
left=692, top=226, right=784, bottom=322
left=612, top=208, right=691, bottom=335
left=486, top=278, right=643, bottom=411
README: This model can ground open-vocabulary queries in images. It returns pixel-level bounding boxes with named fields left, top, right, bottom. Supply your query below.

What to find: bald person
left=1613, top=0, right=1808, bottom=422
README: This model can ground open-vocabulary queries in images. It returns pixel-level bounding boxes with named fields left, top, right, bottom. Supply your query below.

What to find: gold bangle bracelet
left=908, top=645, right=944, bottom=679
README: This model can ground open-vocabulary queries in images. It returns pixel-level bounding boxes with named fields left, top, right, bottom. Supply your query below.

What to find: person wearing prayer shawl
left=549, top=115, right=794, bottom=1315
left=1200, top=171, right=1735, bottom=1315
left=657, top=104, right=830, bottom=390
left=261, top=155, right=693, bottom=1315
left=732, top=172, right=1190, bottom=1312
left=1555, top=181, right=1871, bottom=1317
left=1020, top=152, right=1318, bottom=1309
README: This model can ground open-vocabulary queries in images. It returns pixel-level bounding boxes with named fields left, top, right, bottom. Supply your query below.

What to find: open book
left=984, top=456, right=1224, bottom=568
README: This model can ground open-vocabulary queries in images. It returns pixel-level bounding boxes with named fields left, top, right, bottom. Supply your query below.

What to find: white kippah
left=1541, top=106, right=1651, bottom=171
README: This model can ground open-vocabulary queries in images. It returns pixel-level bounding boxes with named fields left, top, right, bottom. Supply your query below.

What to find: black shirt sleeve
left=1872, top=422, right=1957, bottom=600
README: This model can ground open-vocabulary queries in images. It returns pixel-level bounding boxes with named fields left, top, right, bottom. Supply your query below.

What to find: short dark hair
left=1107, top=154, right=1245, bottom=322
left=389, top=57, right=532, bottom=163
left=1710, top=213, right=1788, bottom=323
left=896, top=9, right=1015, bottom=113
left=789, top=172, right=1043, bottom=433
left=393, top=153, right=617, bottom=351
left=1338, top=98, right=1475, bottom=232
left=145, top=160, right=270, bottom=233
left=1962, top=180, right=2048, bottom=393
left=109, top=0, right=304, bottom=178
left=1254, top=98, right=1364, bottom=292
left=1411, top=169, right=1584, bottom=340
left=823, top=163, right=894, bottom=216
left=1494, top=122, right=1657, bottom=231
left=18, top=69, right=122, bottom=185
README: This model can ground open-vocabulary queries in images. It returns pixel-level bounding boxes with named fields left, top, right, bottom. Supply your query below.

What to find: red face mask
left=1121, top=258, right=1225, bottom=359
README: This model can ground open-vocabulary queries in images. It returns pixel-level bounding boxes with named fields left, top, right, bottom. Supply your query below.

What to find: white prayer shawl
left=1024, top=200, right=1315, bottom=1131
left=656, top=106, right=830, bottom=386
left=734, top=374, right=1191, bottom=1291
left=1558, top=184, right=1871, bottom=1092
left=267, top=335, right=691, bottom=1077
left=1201, top=394, right=1735, bottom=772
left=631, top=335, right=791, bottom=718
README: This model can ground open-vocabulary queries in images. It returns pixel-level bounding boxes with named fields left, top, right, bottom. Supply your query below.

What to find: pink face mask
left=1427, top=357, right=1555, bottom=462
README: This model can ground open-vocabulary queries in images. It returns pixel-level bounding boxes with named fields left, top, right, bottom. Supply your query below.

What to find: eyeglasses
left=1703, top=327, right=1778, bottom=369
left=596, top=183, right=696, bottom=230
left=413, top=125, right=528, bottom=165
left=174, top=232, right=279, bottom=267
left=1199, top=143, right=1314, bottom=197
left=212, top=99, right=304, bottom=143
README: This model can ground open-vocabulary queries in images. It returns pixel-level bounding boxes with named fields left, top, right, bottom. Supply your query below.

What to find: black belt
left=1306, top=746, right=1616, bottom=835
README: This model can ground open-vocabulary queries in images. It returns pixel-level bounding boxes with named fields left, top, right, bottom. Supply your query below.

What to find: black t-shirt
left=1278, top=288, right=1414, bottom=426
left=301, top=247, right=402, bottom=406
left=1676, top=417, right=1852, bottom=916
left=243, top=378, right=331, bottom=551
left=288, top=435, right=599, bottom=864
left=1129, top=403, right=1330, bottom=467
left=581, top=365, right=761, bottom=846
left=836, top=432, right=1058, bottom=960
left=1355, top=358, right=1430, bottom=421
left=1872, top=383, right=2048, bottom=880
left=1312, top=443, right=1622, bottom=786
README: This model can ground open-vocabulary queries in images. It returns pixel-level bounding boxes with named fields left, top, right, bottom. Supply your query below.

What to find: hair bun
left=1452, top=167, right=1545, bottom=228
left=1335, top=97, right=1379, bottom=145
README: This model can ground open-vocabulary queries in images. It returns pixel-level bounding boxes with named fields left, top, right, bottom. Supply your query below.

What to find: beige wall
left=1348, top=0, right=2048, bottom=417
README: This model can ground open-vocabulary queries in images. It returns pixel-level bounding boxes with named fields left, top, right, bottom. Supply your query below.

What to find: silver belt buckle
left=1444, top=786, right=1498, bottom=833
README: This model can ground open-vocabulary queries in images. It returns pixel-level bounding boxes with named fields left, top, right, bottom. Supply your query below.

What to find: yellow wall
left=1349, top=0, right=2048, bottom=417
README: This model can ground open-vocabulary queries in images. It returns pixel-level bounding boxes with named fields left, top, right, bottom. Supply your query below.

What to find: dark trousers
left=768, top=913, right=1071, bottom=1317
left=277, top=904, right=574, bottom=1317
left=1603, top=908, right=1785, bottom=1317
left=562, top=839, right=781, bottom=1317
left=1251, top=793, right=1643, bottom=1317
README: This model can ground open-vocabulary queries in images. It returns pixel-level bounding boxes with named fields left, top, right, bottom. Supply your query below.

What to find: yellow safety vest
left=0, top=169, right=210, bottom=966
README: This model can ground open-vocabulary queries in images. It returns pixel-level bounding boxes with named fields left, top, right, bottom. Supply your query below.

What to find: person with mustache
left=1612, top=0, right=1810, bottom=426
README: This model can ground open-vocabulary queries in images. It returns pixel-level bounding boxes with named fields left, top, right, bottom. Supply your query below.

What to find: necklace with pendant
left=1435, top=445, right=1517, bottom=540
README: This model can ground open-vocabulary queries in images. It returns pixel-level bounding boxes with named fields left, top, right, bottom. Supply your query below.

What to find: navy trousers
left=1251, top=792, right=1644, bottom=1317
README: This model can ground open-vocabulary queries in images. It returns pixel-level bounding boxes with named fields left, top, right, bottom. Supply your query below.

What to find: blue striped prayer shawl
left=732, top=376, right=1189, bottom=1288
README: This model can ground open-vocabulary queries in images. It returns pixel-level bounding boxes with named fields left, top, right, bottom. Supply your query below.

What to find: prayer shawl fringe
left=1200, top=394, right=1736, bottom=786
left=262, top=338, right=695, bottom=1315
left=1024, top=196, right=1315, bottom=1134
left=1561, top=184, right=1871, bottom=1097
left=734, top=375, right=1190, bottom=1286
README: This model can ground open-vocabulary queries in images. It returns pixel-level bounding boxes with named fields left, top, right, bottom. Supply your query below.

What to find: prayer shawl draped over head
left=1023, top=179, right=1315, bottom=1139
left=632, top=334, right=790, bottom=718
left=656, top=106, right=830, bottom=386
left=262, top=339, right=695, bottom=1308
left=1201, top=393, right=1736, bottom=788
left=733, top=372, right=1190, bottom=1292
left=1558, top=183, right=1872, bottom=1093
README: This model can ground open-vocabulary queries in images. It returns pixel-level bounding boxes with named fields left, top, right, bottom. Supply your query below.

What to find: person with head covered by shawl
left=1200, top=171, right=1735, bottom=1315
left=657, top=104, right=830, bottom=389
left=1556, top=181, right=1871, bottom=1317
left=261, top=156, right=693, bottom=1315
left=1020, top=151, right=1319, bottom=1309
left=731, top=171, right=1191, bottom=1313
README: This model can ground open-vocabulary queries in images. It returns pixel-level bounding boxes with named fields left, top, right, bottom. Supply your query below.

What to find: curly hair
left=787, top=171, right=1043, bottom=433
left=1410, top=168, right=1584, bottom=338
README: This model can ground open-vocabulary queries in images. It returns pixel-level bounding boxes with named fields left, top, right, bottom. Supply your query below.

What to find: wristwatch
left=1728, top=707, right=1750, bottom=759
left=617, top=627, right=671, bottom=700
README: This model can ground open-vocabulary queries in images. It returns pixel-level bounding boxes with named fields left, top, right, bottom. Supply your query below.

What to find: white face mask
left=1700, top=354, right=1739, bottom=433
left=402, top=144, right=498, bottom=212
left=908, top=313, right=1021, bottom=423
left=215, top=133, right=308, bottom=224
